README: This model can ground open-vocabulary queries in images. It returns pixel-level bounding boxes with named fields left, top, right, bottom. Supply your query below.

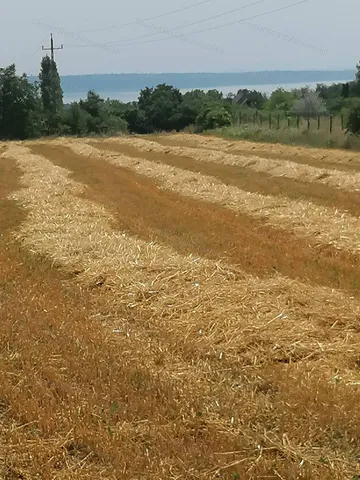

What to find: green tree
left=291, top=86, right=311, bottom=99
left=61, top=102, right=90, bottom=135
left=0, top=64, right=42, bottom=140
left=39, top=56, right=63, bottom=133
left=205, top=89, right=223, bottom=102
left=79, top=91, right=104, bottom=133
left=350, top=62, right=360, bottom=97
left=75, top=91, right=128, bottom=135
left=124, top=103, right=151, bottom=133
left=245, top=90, right=267, bottom=109
left=180, top=89, right=207, bottom=126
left=345, top=98, right=360, bottom=134
left=138, top=84, right=188, bottom=132
left=341, top=83, right=350, bottom=99
left=266, top=88, right=294, bottom=111
left=195, top=105, right=232, bottom=132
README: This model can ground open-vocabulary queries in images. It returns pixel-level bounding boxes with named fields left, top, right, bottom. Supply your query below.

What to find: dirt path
left=30, top=143, right=360, bottom=294
left=96, top=140, right=360, bottom=217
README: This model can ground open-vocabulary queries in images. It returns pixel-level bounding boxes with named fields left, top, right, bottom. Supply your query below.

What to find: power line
left=89, top=0, right=268, bottom=47
left=66, top=0, right=311, bottom=50
left=12, top=34, right=49, bottom=68
left=173, top=0, right=311, bottom=38
left=76, top=0, right=217, bottom=33
left=42, top=33, right=64, bottom=61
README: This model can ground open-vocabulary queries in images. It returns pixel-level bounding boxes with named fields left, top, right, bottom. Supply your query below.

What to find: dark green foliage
left=195, top=105, right=232, bottom=132
left=123, top=104, right=151, bottom=134
left=0, top=64, right=42, bottom=140
left=346, top=99, right=360, bottom=134
left=61, top=102, right=90, bottom=136
left=180, top=90, right=207, bottom=126
left=266, top=88, right=294, bottom=111
left=204, top=89, right=223, bottom=102
left=39, top=56, right=63, bottom=134
left=342, top=82, right=350, bottom=99
left=246, top=89, right=267, bottom=109
left=2, top=57, right=360, bottom=142
left=128, top=85, right=232, bottom=134
left=137, top=84, right=185, bottom=132
left=62, top=91, right=128, bottom=136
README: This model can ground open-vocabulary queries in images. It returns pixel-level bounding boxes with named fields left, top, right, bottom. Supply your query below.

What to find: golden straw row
left=51, top=138, right=360, bottom=254
left=5, top=143, right=360, bottom=476
left=4, top=142, right=360, bottom=370
left=98, top=136, right=360, bottom=192
left=166, top=132, right=360, bottom=166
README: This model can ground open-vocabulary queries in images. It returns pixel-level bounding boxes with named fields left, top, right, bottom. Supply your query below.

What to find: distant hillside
left=29, top=70, right=355, bottom=94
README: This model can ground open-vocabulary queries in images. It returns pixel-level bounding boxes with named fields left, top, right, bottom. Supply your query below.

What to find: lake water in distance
left=63, top=80, right=349, bottom=104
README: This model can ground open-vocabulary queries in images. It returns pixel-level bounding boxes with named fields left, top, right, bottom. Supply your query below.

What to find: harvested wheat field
left=2, top=134, right=360, bottom=480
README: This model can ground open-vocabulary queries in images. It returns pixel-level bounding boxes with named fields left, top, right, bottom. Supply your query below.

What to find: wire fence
left=235, top=111, right=345, bottom=134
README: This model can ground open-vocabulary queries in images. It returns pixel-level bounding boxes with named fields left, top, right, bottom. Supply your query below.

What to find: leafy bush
left=195, top=106, right=232, bottom=131
left=0, top=64, right=42, bottom=140
left=265, top=88, right=294, bottom=111
left=137, top=84, right=185, bottom=132
left=346, top=101, right=360, bottom=134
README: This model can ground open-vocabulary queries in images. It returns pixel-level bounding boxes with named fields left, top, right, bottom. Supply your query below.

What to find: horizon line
left=27, top=68, right=356, bottom=77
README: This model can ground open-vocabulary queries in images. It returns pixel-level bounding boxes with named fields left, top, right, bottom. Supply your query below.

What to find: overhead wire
left=76, top=0, right=218, bottom=33
left=87, top=0, right=268, bottom=46
left=66, top=0, right=311, bottom=50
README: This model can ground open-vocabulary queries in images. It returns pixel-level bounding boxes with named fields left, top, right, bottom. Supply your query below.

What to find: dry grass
left=27, top=142, right=360, bottom=294
left=163, top=133, right=360, bottom=167
left=2, top=139, right=360, bottom=479
left=96, top=139, right=360, bottom=218
left=97, top=135, right=360, bottom=193
left=45, top=137, right=360, bottom=255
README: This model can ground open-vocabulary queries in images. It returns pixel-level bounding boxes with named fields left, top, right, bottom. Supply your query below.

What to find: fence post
left=269, top=113, right=272, bottom=129
left=277, top=114, right=280, bottom=129
left=318, top=116, right=320, bottom=130
left=330, top=115, right=333, bottom=134
left=307, top=118, right=310, bottom=131
left=287, top=116, right=290, bottom=128
left=297, top=116, right=300, bottom=129
left=341, top=115, right=344, bottom=130
left=260, top=114, right=263, bottom=127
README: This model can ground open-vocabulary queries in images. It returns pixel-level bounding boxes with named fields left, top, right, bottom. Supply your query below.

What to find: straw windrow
left=49, top=137, right=360, bottom=254
left=3, top=140, right=360, bottom=478
left=100, top=135, right=360, bottom=192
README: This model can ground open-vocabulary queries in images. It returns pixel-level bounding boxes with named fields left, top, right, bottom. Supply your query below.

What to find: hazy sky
left=2, top=0, right=358, bottom=75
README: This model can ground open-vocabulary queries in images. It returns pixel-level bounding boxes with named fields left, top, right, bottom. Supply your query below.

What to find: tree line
left=2, top=57, right=360, bottom=141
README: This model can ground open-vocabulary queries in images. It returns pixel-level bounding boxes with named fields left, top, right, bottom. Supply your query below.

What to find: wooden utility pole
left=42, top=33, right=63, bottom=62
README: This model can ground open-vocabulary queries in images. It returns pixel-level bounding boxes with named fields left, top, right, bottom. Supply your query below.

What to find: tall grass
left=211, top=123, right=360, bottom=150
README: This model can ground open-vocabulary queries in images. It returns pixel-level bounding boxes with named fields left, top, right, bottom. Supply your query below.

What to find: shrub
left=346, top=101, right=360, bottom=134
left=291, top=91, right=327, bottom=119
left=195, top=106, right=232, bottom=132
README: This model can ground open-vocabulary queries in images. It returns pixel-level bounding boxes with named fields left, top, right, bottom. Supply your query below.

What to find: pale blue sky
left=2, top=0, right=358, bottom=75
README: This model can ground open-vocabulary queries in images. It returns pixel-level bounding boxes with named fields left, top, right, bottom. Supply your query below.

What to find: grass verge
left=210, top=124, right=360, bottom=151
